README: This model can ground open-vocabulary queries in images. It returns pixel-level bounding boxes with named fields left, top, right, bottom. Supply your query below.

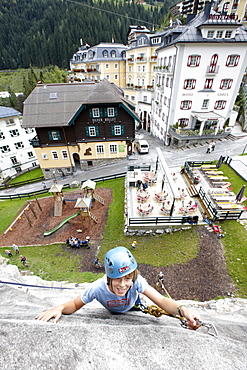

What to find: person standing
left=206, top=143, right=212, bottom=154
left=12, top=244, right=19, bottom=255
left=211, top=140, right=216, bottom=151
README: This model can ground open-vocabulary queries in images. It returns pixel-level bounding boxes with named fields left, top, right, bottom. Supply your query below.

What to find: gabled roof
left=0, top=106, right=21, bottom=119
left=22, top=80, right=139, bottom=128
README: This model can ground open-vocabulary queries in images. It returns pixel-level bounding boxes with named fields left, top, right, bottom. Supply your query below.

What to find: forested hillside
left=0, top=0, right=174, bottom=70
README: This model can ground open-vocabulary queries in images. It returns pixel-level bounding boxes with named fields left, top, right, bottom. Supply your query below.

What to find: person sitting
left=5, top=249, right=13, bottom=257
left=136, top=180, right=143, bottom=189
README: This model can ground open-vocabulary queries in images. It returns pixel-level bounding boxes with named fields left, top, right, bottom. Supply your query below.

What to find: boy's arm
left=143, top=285, right=200, bottom=329
left=35, top=296, right=85, bottom=323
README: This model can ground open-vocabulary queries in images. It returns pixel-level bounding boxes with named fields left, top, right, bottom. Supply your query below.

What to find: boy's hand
left=35, top=309, right=63, bottom=323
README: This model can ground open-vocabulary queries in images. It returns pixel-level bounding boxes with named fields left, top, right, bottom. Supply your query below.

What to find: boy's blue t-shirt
left=81, top=274, right=148, bottom=313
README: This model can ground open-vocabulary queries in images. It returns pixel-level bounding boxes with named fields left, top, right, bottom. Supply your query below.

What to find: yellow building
left=70, top=42, right=127, bottom=88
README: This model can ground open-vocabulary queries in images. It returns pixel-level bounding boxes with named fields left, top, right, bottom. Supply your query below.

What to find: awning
left=191, top=111, right=224, bottom=121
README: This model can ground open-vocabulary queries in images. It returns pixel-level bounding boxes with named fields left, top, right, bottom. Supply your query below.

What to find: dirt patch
left=0, top=188, right=235, bottom=301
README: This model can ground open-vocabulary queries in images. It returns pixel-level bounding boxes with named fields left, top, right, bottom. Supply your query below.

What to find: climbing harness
left=138, top=304, right=218, bottom=338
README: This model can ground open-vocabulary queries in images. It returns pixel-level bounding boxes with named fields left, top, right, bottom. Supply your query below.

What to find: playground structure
left=4, top=197, right=42, bottom=234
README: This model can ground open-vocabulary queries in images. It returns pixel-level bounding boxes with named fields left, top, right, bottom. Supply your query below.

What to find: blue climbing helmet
left=104, top=246, right=137, bottom=279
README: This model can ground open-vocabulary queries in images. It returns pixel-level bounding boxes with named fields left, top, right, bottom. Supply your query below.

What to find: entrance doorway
left=73, top=153, right=81, bottom=169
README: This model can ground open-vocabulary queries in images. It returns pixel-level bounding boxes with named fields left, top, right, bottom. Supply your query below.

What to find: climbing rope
left=0, top=280, right=76, bottom=290
left=139, top=304, right=218, bottom=338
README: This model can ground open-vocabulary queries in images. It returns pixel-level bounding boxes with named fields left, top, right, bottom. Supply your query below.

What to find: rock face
left=0, top=259, right=247, bottom=370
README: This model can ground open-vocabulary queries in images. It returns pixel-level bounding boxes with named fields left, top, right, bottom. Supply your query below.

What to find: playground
left=0, top=187, right=112, bottom=247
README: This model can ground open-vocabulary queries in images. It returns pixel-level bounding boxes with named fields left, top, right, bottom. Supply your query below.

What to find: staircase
left=187, top=185, right=199, bottom=197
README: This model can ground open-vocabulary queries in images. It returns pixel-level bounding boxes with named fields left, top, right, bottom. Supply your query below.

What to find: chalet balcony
left=136, top=57, right=147, bottom=63
left=206, top=65, right=219, bottom=74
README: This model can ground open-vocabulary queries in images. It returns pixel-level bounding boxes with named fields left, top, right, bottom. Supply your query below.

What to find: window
left=28, top=151, right=34, bottom=158
left=10, top=156, right=19, bottom=165
left=24, top=128, right=34, bottom=134
left=14, top=142, right=24, bottom=149
left=204, top=79, right=214, bottom=89
left=0, top=131, right=5, bottom=140
left=164, top=96, right=167, bottom=105
left=42, top=153, right=48, bottom=159
left=226, top=54, right=240, bottom=66
left=178, top=118, right=189, bottom=127
left=109, top=144, right=117, bottom=153
left=5, top=118, right=15, bottom=126
left=0, top=145, right=10, bottom=153
left=52, top=151, right=59, bottom=160
left=92, top=108, right=100, bottom=117
left=106, top=75, right=110, bottom=80
left=138, top=66, right=141, bottom=72
left=187, top=54, right=201, bottom=67
left=207, top=30, right=214, bottom=38
left=86, top=126, right=99, bottom=137
left=214, top=100, right=226, bottom=109
left=114, top=64, right=118, bottom=69
left=9, top=129, right=19, bottom=137
left=151, top=37, right=161, bottom=44
left=111, top=50, right=116, bottom=57
left=180, top=101, right=192, bottom=110
left=183, top=79, right=196, bottom=89
left=61, top=150, right=68, bottom=159
left=225, top=31, right=232, bottom=38
left=107, top=108, right=115, bottom=117
left=112, top=125, right=124, bottom=135
left=202, top=99, right=209, bottom=109
left=105, top=63, right=109, bottom=69
left=143, top=96, right=147, bottom=102
left=103, top=50, right=108, bottom=57
left=96, top=144, right=104, bottom=154
left=128, top=66, right=131, bottom=72
left=216, top=30, right=223, bottom=38
left=223, top=2, right=229, bottom=12
left=131, top=96, right=135, bottom=101
left=142, top=66, right=145, bottom=72
left=220, top=79, right=233, bottom=89
left=209, top=54, right=218, bottom=73
left=49, top=92, right=57, bottom=100
left=48, top=130, right=61, bottom=141
left=114, top=75, right=118, bottom=80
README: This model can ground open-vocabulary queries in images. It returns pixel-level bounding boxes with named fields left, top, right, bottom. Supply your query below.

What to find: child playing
left=35, top=247, right=200, bottom=329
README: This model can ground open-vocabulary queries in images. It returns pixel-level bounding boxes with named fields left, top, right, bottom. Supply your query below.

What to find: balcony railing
left=206, top=65, right=219, bottom=74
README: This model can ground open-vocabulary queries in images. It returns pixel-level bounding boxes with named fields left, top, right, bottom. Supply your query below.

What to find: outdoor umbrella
left=216, top=155, right=223, bottom=169
left=235, top=185, right=246, bottom=202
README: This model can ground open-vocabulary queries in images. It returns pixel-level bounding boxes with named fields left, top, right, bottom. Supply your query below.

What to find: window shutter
left=114, top=108, right=118, bottom=116
left=89, top=109, right=93, bottom=118
left=187, top=56, right=191, bottom=66
left=104, top=108, right=108, bottom=117
left=48, top=131, right=53, bottom=140
left=222, top=101, right=226, bottom=109
left=85, top=127, right=89, bottom=136
left=111, top=126, right=115, bottom=135
left=235, top=55, right=240, bottom=66
left=226, top=55, right=230, bottom=66
left=99, top=108, right=103, bottom=117
left=214, top=101, right=218, bottom=109
left=183, top=80, right=187, bottom=89
left=188, top=101, right=192, bottom=109
left=56, top=131, right=61, bottom=140
left=220, top=80, right=224, bottom=89
left=180, top=101, right=184, bottom=109
left=192, top=79, right=196, bottom=89
left=229, top=79, right=233, bottom=89
left=121, top=125, right=124, bottom=135
left=95, top=127, right=99, bottom=136
left=196, top=55, right=201, bottom=66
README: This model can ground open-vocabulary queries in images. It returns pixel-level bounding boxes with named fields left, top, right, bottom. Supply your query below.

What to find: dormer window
left=225, top=30, right=232, bottom=38
left=111, top=50, right=116, bottom=57
left=88, top=51, right=93, bottom=59
left=216, top=30, right=223, bottom=38
left=49, top=92, right=57, bottom=100
left=103, top=50, right=108, bottom=58
left=207, top=30, right=214, bottom=38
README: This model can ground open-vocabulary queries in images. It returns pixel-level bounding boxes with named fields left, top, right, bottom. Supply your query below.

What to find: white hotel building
left=151, top=4, right=247, bottom=146
left=0, top=106, right=37, bottom=180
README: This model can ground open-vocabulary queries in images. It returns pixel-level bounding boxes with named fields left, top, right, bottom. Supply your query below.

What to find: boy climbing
left=35, top=247, right=200, bottom=329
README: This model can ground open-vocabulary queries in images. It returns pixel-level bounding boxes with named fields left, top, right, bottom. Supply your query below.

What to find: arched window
left=111, top=50, right=116, bottom=57
left=103, top=50, right=108, bottom=58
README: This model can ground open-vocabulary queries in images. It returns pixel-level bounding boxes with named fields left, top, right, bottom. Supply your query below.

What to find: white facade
left=0, top=107, right=37, bottom=180
left=151, top=8, right=247, bottom=145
